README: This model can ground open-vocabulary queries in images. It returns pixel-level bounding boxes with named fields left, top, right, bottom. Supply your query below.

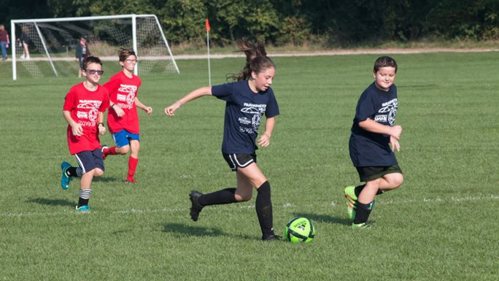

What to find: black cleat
left=189, top=191, right=204, bottom=221
left=262, top=233, right=281, bottom=241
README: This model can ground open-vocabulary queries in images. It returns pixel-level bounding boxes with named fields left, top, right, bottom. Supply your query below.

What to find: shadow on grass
left=26, top=197, right=74, bottom=207
left=292, top=212, right=351, bottom=226
left=162, top=223, right=256, bottom=240
left=93, top=176, right=121, bottom=183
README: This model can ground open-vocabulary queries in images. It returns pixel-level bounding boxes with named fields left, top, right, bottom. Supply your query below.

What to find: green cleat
left=352, top=222, right=371, bottom=229
left=344, top=185, right=357, bottom=221
left=60, top=161, right=72, bottom=190
left=75, top=205, right=90, bottom=213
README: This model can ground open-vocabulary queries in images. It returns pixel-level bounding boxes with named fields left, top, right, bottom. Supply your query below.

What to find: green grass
left=1, top=52, right=499, bottom=281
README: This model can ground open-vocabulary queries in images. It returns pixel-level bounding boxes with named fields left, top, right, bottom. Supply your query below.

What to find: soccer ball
left=284, top=217, right=316, bottom=244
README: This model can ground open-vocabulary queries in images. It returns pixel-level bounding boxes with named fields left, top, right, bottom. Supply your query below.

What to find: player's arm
left=97, top=112, right=106, bottom=135
left=358, top=118, right=402, bottom=140
left=164, top=86, right=212, bottom=116
left=63, top=110, right=83, bottom=136
left=135, top=97, right=152, bottom=115
left=258, top=116, right=276, bottom=148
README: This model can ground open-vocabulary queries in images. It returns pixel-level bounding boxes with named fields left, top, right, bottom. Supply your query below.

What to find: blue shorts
left=75, top=149, right=105, bottom=174
left=112, top=129, right=140, bottom=147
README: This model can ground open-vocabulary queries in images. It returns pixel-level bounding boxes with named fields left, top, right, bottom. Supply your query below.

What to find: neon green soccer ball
left=284, top=217, right=316, bottom=244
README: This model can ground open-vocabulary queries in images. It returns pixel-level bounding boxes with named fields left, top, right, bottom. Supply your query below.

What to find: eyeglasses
left=86, top=69, right=104, bottom=75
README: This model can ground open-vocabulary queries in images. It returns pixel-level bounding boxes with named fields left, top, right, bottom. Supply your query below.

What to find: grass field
left=1, top=52, right=498, bottom=281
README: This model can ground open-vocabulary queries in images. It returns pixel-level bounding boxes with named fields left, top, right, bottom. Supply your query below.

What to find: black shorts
left=356, top=164, right=402, bottom=182
left=223, top=153, right=257, bottom=171
left=75, top=149, right=105, bottom=174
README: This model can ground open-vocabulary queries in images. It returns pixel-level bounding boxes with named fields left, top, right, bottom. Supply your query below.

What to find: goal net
left=10, top=14, right=179, bottom=80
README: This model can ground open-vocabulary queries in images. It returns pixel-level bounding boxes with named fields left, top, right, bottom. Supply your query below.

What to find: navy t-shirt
left=212, top=80, right=280, bottom=154
left=349, top=82, right=399, bottom=167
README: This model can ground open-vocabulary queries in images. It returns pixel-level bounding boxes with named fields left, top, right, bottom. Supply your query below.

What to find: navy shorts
left=112, top=129, right=140, bottom=147
left=222, top=153, right=257, bottom=171
left=356, top=164, right=402, bottom=182
left=75, top=149, right=105, bottom=174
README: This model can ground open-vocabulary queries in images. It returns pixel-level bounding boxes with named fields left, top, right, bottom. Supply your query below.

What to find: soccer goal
left=10, top=14, right=180, bottom=80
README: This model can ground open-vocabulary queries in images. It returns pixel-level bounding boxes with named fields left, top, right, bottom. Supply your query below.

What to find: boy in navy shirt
left=165, top=41, right=279, bottom=240
left=345, top=56, right=404, bottom=229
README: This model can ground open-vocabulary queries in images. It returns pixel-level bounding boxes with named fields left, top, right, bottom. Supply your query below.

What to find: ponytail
left=229, top=40, right=275, bottom=81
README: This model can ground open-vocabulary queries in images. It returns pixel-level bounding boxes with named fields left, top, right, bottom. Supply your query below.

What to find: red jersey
left=104, top=71, right=142, bottom=134
left=63, top=83, right=109, bottom=155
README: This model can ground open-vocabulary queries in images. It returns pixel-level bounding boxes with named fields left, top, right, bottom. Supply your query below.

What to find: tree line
left=1, top=0, right=498, bottom=47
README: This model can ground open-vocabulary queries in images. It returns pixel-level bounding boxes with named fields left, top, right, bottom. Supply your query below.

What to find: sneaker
left=344, top=185, right=357, bottom=221
left=352, top=222, right=371, bottom=230
left=262, top=233, right=281, bottom=241
left=60, top=161, right=72, bottom=190
left=75, top=205, right=90, bottom=213
left=189, top=191, right=204, bottom=221
left=101, top=145, right=108, bottom=160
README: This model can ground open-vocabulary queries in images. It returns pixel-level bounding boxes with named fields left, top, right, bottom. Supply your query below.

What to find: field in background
left=1, top=52, right=498, bottom=280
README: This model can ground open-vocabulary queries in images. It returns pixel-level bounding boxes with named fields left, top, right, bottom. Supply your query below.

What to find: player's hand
left=113, top=105, right=125, bottom=117
left=98, top=124, right=106, bottom=136
left=257, top=133, right=271, bottom=148
left=72, top=123, right=83, bottom=136
left=143, top=106, right=153, bottom=116
left=390, top=136, right=400, bottom=152
left=164, top=102, right=181, bottom=117
left=390, top=125, right=402, bottom=140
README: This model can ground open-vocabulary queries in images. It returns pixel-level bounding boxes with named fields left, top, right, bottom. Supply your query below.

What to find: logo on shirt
left=374, top=99, right=398, bottom=126
left=76, top=99, right=102, bottom=126
left=117, top=84, right=137, bottom=109
left=240, top=103, right=267, bottom=134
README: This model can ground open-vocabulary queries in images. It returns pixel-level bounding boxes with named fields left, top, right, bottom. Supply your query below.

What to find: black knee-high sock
left=66, top=167, right=78, bottom=177
left=355, top=184, right=383, bottom=197
left=353, top=201, right=374, bottom=224
left=198, top=188, right=237, bottom=206
left=256, top=181, right=274, bottom=237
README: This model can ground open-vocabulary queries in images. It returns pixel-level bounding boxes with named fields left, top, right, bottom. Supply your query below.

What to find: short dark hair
left=82, top=56, right=102, bottom=70
left=119, top=48, right=136, bottom=62
left=374, top=56, right=397, bottom=73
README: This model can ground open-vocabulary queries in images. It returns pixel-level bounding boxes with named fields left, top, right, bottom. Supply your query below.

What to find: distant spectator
left=75, top=36, right=91, bottom=77
left=19, top=26, right=31, bottom=60
left=0, top=24, right=10, bottom=62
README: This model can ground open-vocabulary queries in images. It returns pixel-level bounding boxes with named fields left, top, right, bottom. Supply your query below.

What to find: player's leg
left=237, top=162, right=277, bottom=240
left=75, top=149, right=105, bottom=213
left=378, top=172, right=404, bottom=191
left=188, top=153, right=254, bottom=222
left=126, top=139, right=140, bottom=183
left=102, top=130, right=130, bottom=159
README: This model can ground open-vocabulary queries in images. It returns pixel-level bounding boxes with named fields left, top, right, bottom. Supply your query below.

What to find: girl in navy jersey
left=164, top=41, right=280, bottom=240
left=345, top=56, right=404, bottom=229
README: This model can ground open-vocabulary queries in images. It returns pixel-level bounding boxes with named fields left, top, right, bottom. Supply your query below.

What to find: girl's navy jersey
left=349, top=82, right=398, bottom=167
left=212, top=80, right=279, bottom=154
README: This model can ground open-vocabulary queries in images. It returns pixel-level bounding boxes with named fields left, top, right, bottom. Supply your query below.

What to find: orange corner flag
left=205, top=18, right=211, bottom=32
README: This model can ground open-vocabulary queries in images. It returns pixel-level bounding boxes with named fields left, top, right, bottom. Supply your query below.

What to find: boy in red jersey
left=60, top=56, right=109, bottom=213
left=102, top=49, right=152, bottom=184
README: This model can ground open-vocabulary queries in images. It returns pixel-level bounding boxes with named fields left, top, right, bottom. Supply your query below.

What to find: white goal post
left=10, top=14, right=180, bottom=80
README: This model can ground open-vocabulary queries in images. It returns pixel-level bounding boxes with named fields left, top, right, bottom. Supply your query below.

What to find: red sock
left=102, top=146, right=118, bottom=160
left=127, top=156, right=138, bottom=182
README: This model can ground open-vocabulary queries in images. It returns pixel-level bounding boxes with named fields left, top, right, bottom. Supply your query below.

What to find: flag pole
left=205, top=18, right=211, bottom=86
